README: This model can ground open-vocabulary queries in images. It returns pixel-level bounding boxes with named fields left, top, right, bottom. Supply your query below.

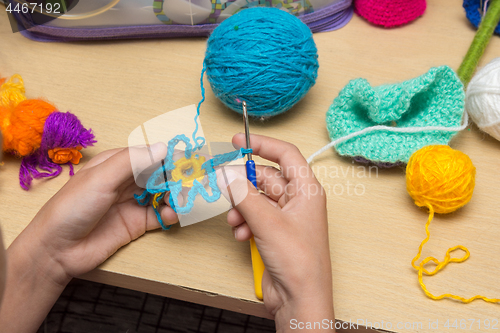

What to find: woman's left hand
left=0, top=143, right=177, bottom=333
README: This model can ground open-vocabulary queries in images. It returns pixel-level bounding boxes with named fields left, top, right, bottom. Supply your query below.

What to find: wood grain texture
left=1, top=1, right=500, bottom=331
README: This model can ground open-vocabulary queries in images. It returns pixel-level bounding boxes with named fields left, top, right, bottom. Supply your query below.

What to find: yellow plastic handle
left=250, top=236, right=265, bottom=300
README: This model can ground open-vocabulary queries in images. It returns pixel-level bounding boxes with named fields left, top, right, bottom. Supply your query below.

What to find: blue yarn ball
left=464, top=0, right=500, bottom=34
left=204, top=7, right=319, bottom=117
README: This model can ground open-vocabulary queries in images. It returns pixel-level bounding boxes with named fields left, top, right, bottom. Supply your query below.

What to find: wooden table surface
left=1, top=1, right=500, bottom=332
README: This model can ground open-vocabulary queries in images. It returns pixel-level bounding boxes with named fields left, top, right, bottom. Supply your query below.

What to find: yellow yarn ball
left=406, top=145, right=476, bottom=214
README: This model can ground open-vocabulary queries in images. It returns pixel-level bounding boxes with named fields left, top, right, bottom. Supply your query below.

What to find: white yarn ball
left=466, top=57, right=500, bottom=141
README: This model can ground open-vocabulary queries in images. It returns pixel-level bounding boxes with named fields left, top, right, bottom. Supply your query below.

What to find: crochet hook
left=243, top=101, right=265, bottom=300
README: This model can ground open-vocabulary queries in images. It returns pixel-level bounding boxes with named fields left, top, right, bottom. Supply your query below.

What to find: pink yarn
left=354, top=0, right=426, bottom=28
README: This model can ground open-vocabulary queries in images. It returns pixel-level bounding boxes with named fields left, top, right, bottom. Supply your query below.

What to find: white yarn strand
left=306, top=111, right=469, bottom=164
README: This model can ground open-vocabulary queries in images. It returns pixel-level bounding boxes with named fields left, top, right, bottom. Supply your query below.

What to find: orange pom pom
left=1, top=99, right=56, bottom=156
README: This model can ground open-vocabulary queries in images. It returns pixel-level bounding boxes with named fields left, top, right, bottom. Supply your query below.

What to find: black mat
left=37, top=279, right=275, bottom=333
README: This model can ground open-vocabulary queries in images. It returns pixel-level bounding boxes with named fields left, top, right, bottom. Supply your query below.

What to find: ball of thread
left=204, top=7, right=319, bottom=117
left=406, top=145, right=476, bottom=214
left=466, top=57, right=500, bottom=141
left=1, top=99, right=56, bottom=156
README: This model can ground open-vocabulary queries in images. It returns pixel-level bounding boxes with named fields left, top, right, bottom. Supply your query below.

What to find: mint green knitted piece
left=326, top=66, right=465, bottom=164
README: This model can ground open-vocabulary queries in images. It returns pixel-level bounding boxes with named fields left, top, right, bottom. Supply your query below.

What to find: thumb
left=217, top=167, right=279, bottom=238
left=91, top=142, right=168, bottom=191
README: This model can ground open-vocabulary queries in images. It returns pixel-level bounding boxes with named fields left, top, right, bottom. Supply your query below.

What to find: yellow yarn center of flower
left=171, top=154, right=206, bottom=187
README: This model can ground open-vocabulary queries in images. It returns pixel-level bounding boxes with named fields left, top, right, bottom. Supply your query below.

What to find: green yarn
left=457, top=0, right=500, bottom=86
left=326, top=66, right=465, bottom=164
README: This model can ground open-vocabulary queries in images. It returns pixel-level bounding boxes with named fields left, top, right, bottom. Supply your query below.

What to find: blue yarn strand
left=134, top=190, right=150, bottom=206
left=153, top=192, right=171, bottom=230
left=193, top=63, right=207, bottom=151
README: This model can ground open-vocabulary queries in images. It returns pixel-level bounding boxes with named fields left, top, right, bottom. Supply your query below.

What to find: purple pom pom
left=19, top=112, right=96, bottom=190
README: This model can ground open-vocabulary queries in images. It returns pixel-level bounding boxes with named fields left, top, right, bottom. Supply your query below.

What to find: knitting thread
left=465, top=57, right=500, bottom=141
left=134, top=134, right=251, bottom=229
left=354, top=0, right=426, bottom=28
left=0, top=73, right=96, bottom=190
left=204, top=7, right=318, bottom=117
left=0, top=74, right=26, bottom=107
left=407, top=145, right=499, bottom=303
left=458, top=0, right=500, bottom=86
left=307, top=112, right=468, bottom=164
left=308, top=66, right=466, bottom=164
left=171, top=154, right=206, bottom=187
left=134, top=68, right=252, bottom=229
left=19, top=111, right=96, bottom=190
left=0, top=75, right=56, bottom=156
left=1, top=99, right=56, bottom=157
left=464, top=0, right=500, bottom=40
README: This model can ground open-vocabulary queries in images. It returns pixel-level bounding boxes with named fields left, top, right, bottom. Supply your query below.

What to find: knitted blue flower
left=135, top=134, right=251, bottom=229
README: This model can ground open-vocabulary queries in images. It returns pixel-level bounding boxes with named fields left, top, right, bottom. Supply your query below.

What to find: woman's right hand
left=219, top=134, right=334, bottom=332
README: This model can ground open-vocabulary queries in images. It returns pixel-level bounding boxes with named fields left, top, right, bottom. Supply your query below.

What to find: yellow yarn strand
left=411, top=205, right=500, bottom=304
left=0, top=74, right=26, bottom=108
left=152, top=192, right=163, bottom=210
left=407, top=145, right=499, bottom=304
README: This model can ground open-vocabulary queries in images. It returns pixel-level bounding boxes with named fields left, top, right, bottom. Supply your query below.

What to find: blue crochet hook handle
left=243, top=101, right=265, bottom=300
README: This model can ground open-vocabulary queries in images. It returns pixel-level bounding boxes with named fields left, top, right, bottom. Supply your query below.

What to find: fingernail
left=233, top=227, right=240, bottom=239
left=216, top=168, right=249, bottom=207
